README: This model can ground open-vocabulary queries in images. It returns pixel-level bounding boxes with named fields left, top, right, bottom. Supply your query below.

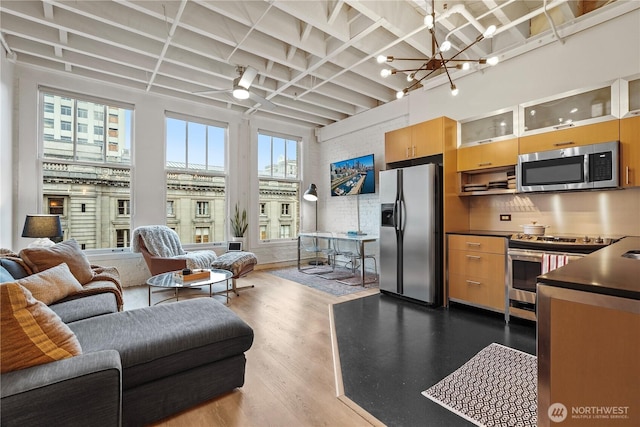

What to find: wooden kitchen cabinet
left=537, top=285, right=640, bottom=427
left=519, top=120, right=619, bottom=154
left=620, top=115, right=640, bottom=187
left=384, top=126, right=412, bottom=164
left=385, top=117, right=450, bottom=164
left=447, top=234, right=506, bottom=313
left=457, top=138, right=518, bottom=172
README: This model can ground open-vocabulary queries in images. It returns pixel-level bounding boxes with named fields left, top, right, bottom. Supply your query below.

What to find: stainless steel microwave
left=517, top=141, right=619, bottom=193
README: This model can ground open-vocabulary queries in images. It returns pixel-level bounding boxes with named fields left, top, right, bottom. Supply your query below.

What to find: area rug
left=422, top=343, right=537, bottom=427
left=266, top=266, right=378, bottom=296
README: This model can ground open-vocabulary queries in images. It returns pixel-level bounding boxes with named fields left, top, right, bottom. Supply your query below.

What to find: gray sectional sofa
left=1, top=257, right=254, bottom=427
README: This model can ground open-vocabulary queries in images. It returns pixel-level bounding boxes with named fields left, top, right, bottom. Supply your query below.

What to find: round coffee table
left=146, top=269, right=233, bottom=305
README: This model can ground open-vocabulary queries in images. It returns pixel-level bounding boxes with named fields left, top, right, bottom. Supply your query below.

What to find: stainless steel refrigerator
left=379, top=163, right=442, bottom=304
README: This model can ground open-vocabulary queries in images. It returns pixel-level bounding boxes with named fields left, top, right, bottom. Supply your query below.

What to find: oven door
left=507, top=248, right=585, bottom=320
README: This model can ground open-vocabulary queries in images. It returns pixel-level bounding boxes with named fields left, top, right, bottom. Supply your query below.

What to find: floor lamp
left=303, top=183, right=322, bottom=265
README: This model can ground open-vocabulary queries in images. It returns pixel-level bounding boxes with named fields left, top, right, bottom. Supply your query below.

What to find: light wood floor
left=123, top=271, right=383, bottom=427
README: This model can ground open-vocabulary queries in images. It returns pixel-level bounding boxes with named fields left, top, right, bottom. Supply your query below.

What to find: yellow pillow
left=0, top=282, right=82, bottom=373
left=20, top=239, right=94, bottom=285
left=14, top=262, right=83, bottom=305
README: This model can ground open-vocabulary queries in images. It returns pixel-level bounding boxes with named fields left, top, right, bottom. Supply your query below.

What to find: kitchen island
left=536, top=236, right=640, bottom=427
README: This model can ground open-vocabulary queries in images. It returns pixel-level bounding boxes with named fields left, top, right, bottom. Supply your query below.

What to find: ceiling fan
left=195, top=66, right=276, bottom=110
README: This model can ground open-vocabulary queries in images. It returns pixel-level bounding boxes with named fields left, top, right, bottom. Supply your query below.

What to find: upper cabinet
left=620, top=116, right=640, bottom=187
left=520, top=81, right=619, bottom=137
left=519, top=120, right=620, bottom=154
left=457, top=139, right=518, bottom=172
left=459, top=109, right=516, bottom=146
left=621, top=76, right=640, bottom=118
left=385, top=117, right=450, bottom=164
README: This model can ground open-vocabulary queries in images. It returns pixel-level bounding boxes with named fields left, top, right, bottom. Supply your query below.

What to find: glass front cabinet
left=519, top=81, right=619, bottom=136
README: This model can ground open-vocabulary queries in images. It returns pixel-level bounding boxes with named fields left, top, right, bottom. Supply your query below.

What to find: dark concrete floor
left=332, top=293, right=536, bottom=427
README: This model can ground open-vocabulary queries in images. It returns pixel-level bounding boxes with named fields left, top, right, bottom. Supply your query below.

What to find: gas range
left=509, top=233, right=619, bottom=254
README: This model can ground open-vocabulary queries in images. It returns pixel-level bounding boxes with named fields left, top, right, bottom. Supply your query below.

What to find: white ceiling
left=0, top=0, right=630, bottom=129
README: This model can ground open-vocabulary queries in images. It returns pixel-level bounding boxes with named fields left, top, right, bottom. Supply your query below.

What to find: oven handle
left=508, top=248, right=586, bottom=262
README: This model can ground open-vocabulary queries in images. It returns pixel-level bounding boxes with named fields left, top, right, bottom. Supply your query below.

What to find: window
left=47, top=197, right=65, bottom=216
left=166, top=114, right=227, bottom=244
left=94, top=126, right=104, bottom=136
left=195, top=227, right=210, bottom=243
left=94, top=111, right=104, bottom=121
left=40, top=90, right=133, bottom=250
left=117, top=199, right=130, bottom=216
left=280, top=225, right=291, bottom=239
left=116, top=229, right=129, bottom=248
left=258, top=132, right=300, bottom=241
left=196, top=201, right=209, bottom=216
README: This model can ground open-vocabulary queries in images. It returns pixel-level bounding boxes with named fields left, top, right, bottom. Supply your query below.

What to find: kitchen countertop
left=537, top=236, right=640, bottom=300
left=447, top=230, right=515, bottom=238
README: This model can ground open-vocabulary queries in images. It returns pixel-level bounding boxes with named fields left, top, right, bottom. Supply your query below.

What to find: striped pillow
left=0, top=282, right=82, bottom=373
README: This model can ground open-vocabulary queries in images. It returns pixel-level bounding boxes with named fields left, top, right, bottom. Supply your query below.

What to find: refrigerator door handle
left=398, top=200, right=406, bottom=232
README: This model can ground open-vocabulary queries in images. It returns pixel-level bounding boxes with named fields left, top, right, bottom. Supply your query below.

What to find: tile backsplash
left=469, top=187, right=640, bottom=237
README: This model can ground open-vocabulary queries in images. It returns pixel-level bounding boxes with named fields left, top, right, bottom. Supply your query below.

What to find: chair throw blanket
left=132, top=225, right=218, bottom=271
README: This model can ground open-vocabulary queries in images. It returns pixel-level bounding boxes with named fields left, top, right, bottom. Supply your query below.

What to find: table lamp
left=21, top=214, right=63, bottom=247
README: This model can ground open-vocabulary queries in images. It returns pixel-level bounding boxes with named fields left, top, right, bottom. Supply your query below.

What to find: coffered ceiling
left=0, top=1, right=633, bottom=128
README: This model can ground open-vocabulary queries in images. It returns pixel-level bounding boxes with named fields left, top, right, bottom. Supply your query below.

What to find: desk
left=298, top=232, right=378, bottom=285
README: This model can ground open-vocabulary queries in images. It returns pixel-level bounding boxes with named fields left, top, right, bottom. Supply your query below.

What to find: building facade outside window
left=257, top=132, right=300, bottom=242
left=40, top=90, right=132, bottom=249
left=117, top=199, right=130, bottom=216
left=165, top=114, right=226, bottom=244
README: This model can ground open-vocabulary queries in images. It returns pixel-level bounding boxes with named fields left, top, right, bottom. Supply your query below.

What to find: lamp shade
left=303, top=183, right=318, bottom=201
left=21, top=215, right=63, bottom=238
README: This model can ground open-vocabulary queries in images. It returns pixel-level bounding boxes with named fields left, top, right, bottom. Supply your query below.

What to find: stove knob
left=582, top=236, right=591, bottom=243
left=594, top=236, right=604, bottom=244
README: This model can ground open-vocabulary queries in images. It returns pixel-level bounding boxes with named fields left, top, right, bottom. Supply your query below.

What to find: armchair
left=131, top=225, right=218, bottom=276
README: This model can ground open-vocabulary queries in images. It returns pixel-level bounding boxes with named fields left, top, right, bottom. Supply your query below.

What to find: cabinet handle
left=466, top=242, right=481, bottom=246
left=553, top=123, right=575, bottom=130
left=466, top=280, right=481, bottom=285
left=626, top=166, right=630, bottom=185
left=412, top=146, right=416, bottom=157
left=466, top=255, right=481, bottom=259
left=406, top=147, right=409, bottom=158
left=553, top=141, right=575, bottom=147
left=476, top=139, right=492, bottom=144
left=478, top=162, right=492, bottom=166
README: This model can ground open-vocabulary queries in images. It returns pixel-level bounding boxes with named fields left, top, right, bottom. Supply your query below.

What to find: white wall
left=0, top=53, right=14, bottom=249
left=10, top=65, right=314, bottom=285
left=316, top=8, right=640, bottom=247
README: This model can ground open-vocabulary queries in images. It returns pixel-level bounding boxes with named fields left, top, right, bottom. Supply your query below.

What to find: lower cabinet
left=447, top=234, right=506, bottom=313
left=537, top=284, right=640, bottom=427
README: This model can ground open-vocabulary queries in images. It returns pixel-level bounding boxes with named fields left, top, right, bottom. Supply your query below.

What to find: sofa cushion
left=0, top=266, right=13, bottom=283
left=69, top=298, right=254, bottom=389
left=52, top=292, right=118, bottom=324
left=0, top=283, right=82, bottom=373
left=13, top=263, right=83, bottom=305
left=19, top=239, right=94, bottom=285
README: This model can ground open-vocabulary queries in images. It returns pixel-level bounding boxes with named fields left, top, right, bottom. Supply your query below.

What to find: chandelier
left=378, top=0, right=500, bottom=99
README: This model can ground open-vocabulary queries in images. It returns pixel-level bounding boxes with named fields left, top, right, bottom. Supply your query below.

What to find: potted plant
left=230, top=203, right=248, bottom=240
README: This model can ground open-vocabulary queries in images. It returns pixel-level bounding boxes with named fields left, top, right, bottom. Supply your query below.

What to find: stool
left=211, top=251, right=258, bottom=295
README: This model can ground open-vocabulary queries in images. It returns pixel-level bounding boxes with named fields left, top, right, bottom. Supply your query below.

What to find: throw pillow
left=0, top=282, right=82, bottom=373
left=14, top=263, right=83, bottom=305
left=19, top=239, right=94, bottom=285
